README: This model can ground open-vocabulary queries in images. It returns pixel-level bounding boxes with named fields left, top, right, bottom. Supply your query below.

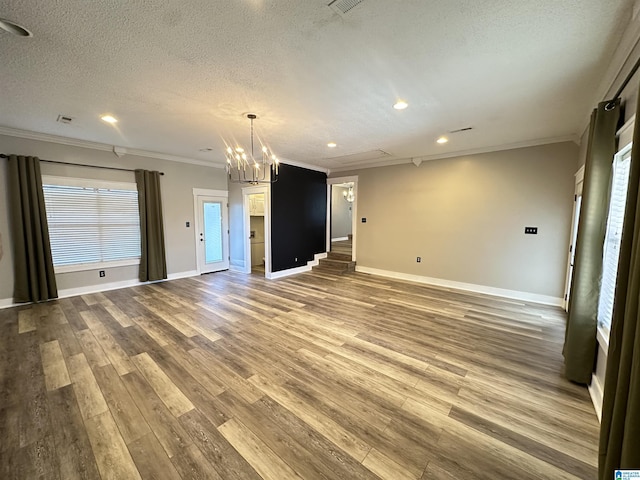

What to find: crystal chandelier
left=225, top=114, right=279, bottom=184
left=343, top=185, right=355, bottom=202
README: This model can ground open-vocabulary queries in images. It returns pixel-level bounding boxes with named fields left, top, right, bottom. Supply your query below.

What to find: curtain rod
left=0, top=154, right=164, bottom=175
left=606, top=53, right=640, bottom=107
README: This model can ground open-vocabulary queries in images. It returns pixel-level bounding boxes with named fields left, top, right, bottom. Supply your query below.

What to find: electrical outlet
left=524, top=227, right=538, bottom=235
left=185, top=221, right=190, bottom=227
left=416, top=257, right=421, bottom=263
left=295, top=257, right=298, bottom=262
left=99, top=270, right=105, bottom=277
left=361, top=217, right=367, bottom=223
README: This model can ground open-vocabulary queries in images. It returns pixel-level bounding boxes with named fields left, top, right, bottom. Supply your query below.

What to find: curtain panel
left=7, top=155, right=58, bottom=303
left=135, top=169, right=167, bottom=282
left=598, top=96, right=640, bottom=478
left=564, top=100, right=621, bottom=384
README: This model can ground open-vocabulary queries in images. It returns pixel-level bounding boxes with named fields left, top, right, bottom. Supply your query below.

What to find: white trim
left=329, top=136, right=578, bottom=172
left=242, top=185, right=272, bottom=276
left=597, top=324, right=610, bottom=352
left=355, top=266, right=563, bottom=306
left=54, top=258, right=140, bottom=274
left=280, top=159, right=329, bottom=174
left=617, top=115, right=636, bottom=146
left=331, top=236, right=349, bottom=242
left=266, top=252, right=327, bottom=280
left=588, top=373, right=604, bottom=423
left=192, top=188, right=228, bottom=197
left=193, top=194, right=230, bottom=274
left=575, top=165, right=585, bottom=184
left=0, top=126, right=226, bottom=169
left=167, top=270, right=199, bottom=281
left=326, top=176, right=358, bottom=262
left=42, top=175, right=137, bottom=190
left=0, top=298, right=18, bottom=309
left=0, top=270, right=201, bottom=309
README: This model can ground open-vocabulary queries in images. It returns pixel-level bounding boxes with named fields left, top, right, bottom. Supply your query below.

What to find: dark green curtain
left=599, top=97, right=640, bottom=478
left=7, top=155, right=58, bottom=303
left=564, top=100, right=621, bottom=384
left=135, top=169, right=167, bottom=282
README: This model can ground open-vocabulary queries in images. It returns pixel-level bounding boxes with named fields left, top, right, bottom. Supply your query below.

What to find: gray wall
left=331, top=186, right=352, bottom=240
left=333, top=141, right=578, bottom=298
left=0, top=134, right=226, bottom=301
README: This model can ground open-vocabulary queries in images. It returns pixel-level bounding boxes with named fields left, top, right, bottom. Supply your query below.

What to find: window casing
left=42, top=176, right=141, bottom=273
left=597, top=142, right=632, bottom=336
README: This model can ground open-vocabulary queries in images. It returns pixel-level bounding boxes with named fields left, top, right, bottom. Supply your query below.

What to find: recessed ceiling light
left=0, top=18, right=32, bottom=37
left=437, top=136, right=449, bottom=144
left=100, top=115, right=118, bottom=124
left=393, top=100, right=408, bottom=110
left=327, top=142, right=337, bottom=148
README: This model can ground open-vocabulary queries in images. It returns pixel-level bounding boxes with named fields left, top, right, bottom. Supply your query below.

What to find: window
left=42, top=176, right=141, bottom=273
left=597, top=142, right=632, bottom=335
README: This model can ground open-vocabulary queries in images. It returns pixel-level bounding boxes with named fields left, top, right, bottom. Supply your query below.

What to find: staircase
left=313, top=250, right=356, bottom=275
left=313, top=237, right=355, bottom=275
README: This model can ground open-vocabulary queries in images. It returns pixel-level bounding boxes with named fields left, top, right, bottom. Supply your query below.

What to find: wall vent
left=328, top=0, right=365, bottom=15
left=56, top=114, right=74, bottom=124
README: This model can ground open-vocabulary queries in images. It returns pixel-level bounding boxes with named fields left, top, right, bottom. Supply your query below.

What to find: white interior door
left=563, top=167, right=584, bottom=311
left=196, top=196, right=229, bottom=273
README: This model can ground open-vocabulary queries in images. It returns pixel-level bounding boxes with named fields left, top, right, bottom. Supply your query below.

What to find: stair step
left=328, top=252, right=352, bottom=261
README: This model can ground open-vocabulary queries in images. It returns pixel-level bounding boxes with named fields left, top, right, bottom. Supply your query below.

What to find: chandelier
left=343, top=185, right=355, bottom=202
left=225, top=114, right=279, bottom=184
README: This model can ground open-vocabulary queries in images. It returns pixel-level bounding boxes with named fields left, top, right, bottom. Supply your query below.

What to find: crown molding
left=0, top=125, right=226, bottom=169
left=579, top=9, right=640, bottom=136
left=329, top=135, right=578, bottom=173
left=280, top=157, right=329, bottom=174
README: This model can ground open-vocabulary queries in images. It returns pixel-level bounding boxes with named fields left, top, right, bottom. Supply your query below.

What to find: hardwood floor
left=0, top=270, right=599, bottom=479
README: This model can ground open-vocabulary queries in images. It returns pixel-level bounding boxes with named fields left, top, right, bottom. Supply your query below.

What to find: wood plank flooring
left=0, top=270, right=599, bottom=479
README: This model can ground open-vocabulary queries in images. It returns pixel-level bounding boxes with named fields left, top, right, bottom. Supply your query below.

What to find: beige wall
left=0, top=134, right=226, bottom=301
left=334, top=141, right=578, bottom=298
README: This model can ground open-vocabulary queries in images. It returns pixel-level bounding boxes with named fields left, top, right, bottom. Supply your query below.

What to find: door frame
left=193, top=188, right=229, bottom=274
left=327, top=176, right=358, bottom=262
left=242, top=185, right=271, bottom=276
left=563, top=166, right=584, bottom=311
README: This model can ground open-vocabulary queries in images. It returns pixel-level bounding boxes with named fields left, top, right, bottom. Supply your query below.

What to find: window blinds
left=598, top=146, right=632, bottom=333
left=42, top=180, right=141, bottom=270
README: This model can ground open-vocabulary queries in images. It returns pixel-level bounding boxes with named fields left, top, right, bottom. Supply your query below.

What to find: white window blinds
left=42, top=177, right=141, bottom=272
left=597, top=144, right=632, bottom=334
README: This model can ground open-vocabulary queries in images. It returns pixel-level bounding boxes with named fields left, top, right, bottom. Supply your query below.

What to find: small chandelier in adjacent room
left=225, top=114, right=279, bottom=184
left=343, top=185, right=355, bottom=202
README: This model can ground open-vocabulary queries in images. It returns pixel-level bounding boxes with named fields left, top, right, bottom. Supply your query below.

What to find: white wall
left=332, top=142, right=578, bottom=301
left=0, top=133, right=227, bottom=302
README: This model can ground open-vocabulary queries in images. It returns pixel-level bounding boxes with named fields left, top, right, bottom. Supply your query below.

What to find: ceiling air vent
left=449, top=127, right=473, bottom=134
left=328, top=0, right=365, bottom=16
left=56, top=114, right=74, bottom=124
left=327, top=149, right=391, bottom=165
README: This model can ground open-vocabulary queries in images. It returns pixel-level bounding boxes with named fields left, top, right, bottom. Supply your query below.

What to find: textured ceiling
left=0, top=0, right=633, bottom=170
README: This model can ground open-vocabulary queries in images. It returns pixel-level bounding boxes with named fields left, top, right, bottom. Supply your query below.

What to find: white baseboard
left=229, top=265, right=245, bottom=273
left=266, top=252, right=328, bottom=280
left=355, top=266, right=563, bottom=306
left=0, top=270, right=200, bottom=309
left=167, top=270, right=199, bottom=281
left=331, top=236, right=349, bottom=242
left=588, top=373, right=604, bottom=423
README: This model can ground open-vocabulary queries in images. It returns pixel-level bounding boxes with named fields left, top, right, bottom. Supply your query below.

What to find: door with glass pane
left=197, top=196, right=229, bottom=273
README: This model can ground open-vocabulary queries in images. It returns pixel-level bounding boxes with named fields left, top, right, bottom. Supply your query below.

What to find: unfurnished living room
left=1, top=1, right=640, bottom=479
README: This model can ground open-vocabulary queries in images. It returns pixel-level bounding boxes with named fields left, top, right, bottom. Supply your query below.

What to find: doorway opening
left=242, top=185, right=271, bottom=277
left=326, top=176, right=358, bottom=262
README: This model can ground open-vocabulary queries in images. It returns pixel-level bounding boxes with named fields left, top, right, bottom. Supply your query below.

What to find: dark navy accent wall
left=271, top=164, right=327, bottom=272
